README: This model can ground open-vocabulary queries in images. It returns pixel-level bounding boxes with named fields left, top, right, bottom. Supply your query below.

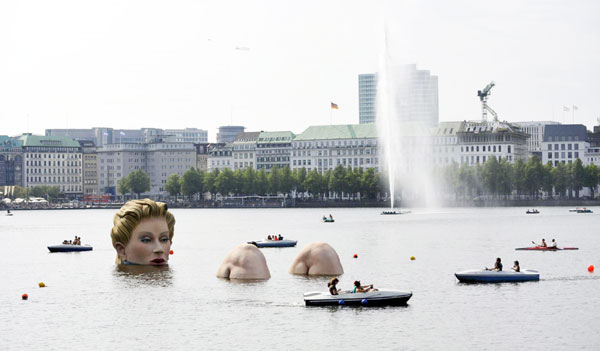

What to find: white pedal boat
left=455, top=269, right=539, bottom=283
left=304, top=289, right=412, bottom=306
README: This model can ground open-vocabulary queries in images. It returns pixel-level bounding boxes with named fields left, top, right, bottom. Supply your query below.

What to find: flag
left=119, top=131, right=126, bottom=136
left=572, top=105, right=578, bottom=111
left=563, top=106, right=570, bottom=112
left=331, top=102, right=338, bottom=110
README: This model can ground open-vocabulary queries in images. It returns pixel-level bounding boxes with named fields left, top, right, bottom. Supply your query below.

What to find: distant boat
left=515, top=246, right=578, bottom=251
left=525, top=209, right=539, bottom=214
left=381, top=210, right=410, bottom=215
left=455, top=269, right=539, bottom=283
left=570, top=207, right=593, bottom=213
left=322, top=217, right=335, bottom=223
left=48, top=244, right=93, bottom=253
left=248, top=239, right=297, bottom=248
left=304, top=289, right=412, bottom=307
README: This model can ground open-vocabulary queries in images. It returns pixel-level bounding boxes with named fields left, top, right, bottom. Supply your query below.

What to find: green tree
left=525, top=156, right=544, bottom=197
left=294, top=168, right=308, bottom=194
left=255, top=169, right=268, bottom=195
left=280, top=166, right=294, bottom=195
left=360, top=168, right=379, bottom=199
left=570, top=158, right=585, bottom=198
left=181, top=168, right=204, bottom=199
left=117, top=176, right=131, bottom=196
left=268, top=167, right=282, bottom=194
left=128, top=169, right=151, bottom=197
left=11, top=185, right=29, bottom=199
left=203, top=169, right=219, bottom=198
left=215, top=168, right=235, bottom=195
left=165, top=174, right=181, bottom=197
left=304, top=169, right=323, bottom=198
left=512, top=159, right=527, bottom=196
left=241, top=167, right=257, bottom=195
left=344, top=167, right=362, bottom=199
left=541, top=162, right=554, bottom=198
left=551, top=162, right=569, bottom=198
left=329, top=164, right=346, bottom=198
left=584, top=163, right=599, bottom=199
left=482, top=156, right=501, bottom=196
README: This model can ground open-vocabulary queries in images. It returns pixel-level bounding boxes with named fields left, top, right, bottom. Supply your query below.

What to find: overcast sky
left=1, top=0, right=599, bottom=141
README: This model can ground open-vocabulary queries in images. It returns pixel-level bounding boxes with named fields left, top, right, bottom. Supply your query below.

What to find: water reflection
left=113, top=264, right=173, bottom=287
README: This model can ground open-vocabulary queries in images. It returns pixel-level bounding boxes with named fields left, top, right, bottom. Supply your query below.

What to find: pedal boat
left=48, top=244, right=93, bottom=253
left=304, top=289, right=412, bottom=307
left=455, top=269, right=539, bottom=283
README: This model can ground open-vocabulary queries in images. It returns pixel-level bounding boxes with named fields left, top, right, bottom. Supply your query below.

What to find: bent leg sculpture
left=289, top=242, right=343, bottom=275
left=216, top=244, right=271, bottom=280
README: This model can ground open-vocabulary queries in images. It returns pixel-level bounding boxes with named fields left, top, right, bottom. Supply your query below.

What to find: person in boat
left=267, top=235, right=272, bottom=240
left=512, top=260, right=520, bottom=272
left=328, top=277, right=340, bottom=295
left=62, top=239, right=69, bottom=244
left=278, top=234, right=283, bottom=241
left=550, top=239, right=557, bottom=248
left=329, top=214, right=333, bottom=220
left=322, top=215, right=327, bottom=220
left=486, top=257, right=503, bottom=271
left=7, top=209, right=10, bottom=214
left=540, top=239, right=547, bottom=247
left=352, top=280, right=377, bottom=293
left=110, top=199, right=174, bottom=266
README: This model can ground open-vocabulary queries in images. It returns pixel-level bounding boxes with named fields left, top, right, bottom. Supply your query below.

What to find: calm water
left=1, top=207, right=599, bottom=350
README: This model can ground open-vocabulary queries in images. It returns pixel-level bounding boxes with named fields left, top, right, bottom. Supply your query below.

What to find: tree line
left=164, top=165, right=383, bottom=200
left=441, top=156, right=600, bottom=199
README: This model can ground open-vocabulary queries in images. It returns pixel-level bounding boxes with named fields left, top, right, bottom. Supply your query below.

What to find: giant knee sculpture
left=289, top=242, right=343, bottom=275
left=216, top=244, right=271, bottom=280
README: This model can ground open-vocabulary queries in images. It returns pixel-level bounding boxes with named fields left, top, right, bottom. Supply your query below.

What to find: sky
left=1, top=0, right=599, bottom=142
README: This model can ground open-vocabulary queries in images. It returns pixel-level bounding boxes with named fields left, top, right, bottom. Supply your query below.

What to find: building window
left=548, top=152, right=552, bottom=159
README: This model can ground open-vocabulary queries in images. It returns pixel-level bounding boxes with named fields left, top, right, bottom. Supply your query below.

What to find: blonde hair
left=110, top=199, right=175, bottom=263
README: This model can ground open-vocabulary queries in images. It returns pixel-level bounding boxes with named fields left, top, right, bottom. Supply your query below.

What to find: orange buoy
left=38, top=282, right=46, bottom=288
left=410, top=256, right=415, bottom=261
left=353, top=254, right=358, bottom=258
left=588, top=265, right=595, bottom=273
left=22, top=293, right=28, bottom=300
left=169, top=250, right=174, bottom=255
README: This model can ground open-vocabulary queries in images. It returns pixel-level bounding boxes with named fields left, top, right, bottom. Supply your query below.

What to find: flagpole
left=330, top=108, right=332, bottom=125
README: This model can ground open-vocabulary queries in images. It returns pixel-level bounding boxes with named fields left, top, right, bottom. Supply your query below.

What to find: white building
left=97, top=141, right=196, bottom=195
left=291, top=124, right=379, bottom=174
left=164, top=128, right=208, bottom=143
left=541, top=124, right=588, bottom=167
left=432, top=121, right=463, bottom=166
left=18, top=134, right=83, bottom=196
left=456, top=120, right=529, bottom=165
left=358, top=64, right=439, bottom=126
left=232, top=132, right=259, bottom=170
left=208, top=143, right=233, bottom=171
left=513, top=121, right=560, bottom=154
left=256, top=131, right=294, bottom=172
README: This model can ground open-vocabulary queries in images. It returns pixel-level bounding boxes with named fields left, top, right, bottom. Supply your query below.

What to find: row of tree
left=441, top=156, right=600, bottom=199
left=164, top=165, right=383, bottom=200
left=8, top=185, right=61, bottom=200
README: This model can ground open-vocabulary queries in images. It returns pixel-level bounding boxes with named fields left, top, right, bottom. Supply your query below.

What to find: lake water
left=1, top=207, right=599, bottom=350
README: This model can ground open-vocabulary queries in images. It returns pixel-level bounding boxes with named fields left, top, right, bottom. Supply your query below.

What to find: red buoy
left=22, top=293, right=28, bottom=300
left=588, top=265, right=595, bottom=273
left=169, top=250, right=174, bottom=255
left=353, top=254, right=358, bottom=258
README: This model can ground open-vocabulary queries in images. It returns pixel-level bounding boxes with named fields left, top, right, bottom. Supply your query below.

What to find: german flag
left=331, top=102, right=339, bottom=110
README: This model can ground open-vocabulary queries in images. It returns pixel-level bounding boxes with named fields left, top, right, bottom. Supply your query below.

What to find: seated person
left=512, top=260, right=520, bottom=272
left=110, top=199, right=174, bottom=266
left=540, top=239, right=547, bottom=247
left=62, top=240, right=69, bottom=244
left=278, top=234, right=283, bottom=241
left=216, top=244, right=271, bottom=280
left=328, top=277, right=340, bottom=295
left=550, top=239, right=557, bottom=248
left=267, top=235, right=272, bottom=240
left=352, top=280, right=377, bottom=293
left=486, top=257, right=503, bottom=271
left=289, top=242, right=343, bottom=275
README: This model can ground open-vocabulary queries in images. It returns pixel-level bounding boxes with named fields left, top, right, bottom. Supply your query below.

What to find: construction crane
left=477, top=81, right=498, bottom=122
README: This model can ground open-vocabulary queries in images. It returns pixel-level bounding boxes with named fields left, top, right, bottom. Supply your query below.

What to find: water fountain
left=376, top=27, right=441, bottom=211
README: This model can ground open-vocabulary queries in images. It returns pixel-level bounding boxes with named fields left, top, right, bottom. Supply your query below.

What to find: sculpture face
left=289, top=242, right=343, bottom=275
left=116, top=217, right=171, bottom=265
left=217, top=244, right=271, bottom=280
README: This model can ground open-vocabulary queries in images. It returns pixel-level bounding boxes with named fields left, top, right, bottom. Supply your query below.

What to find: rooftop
left=294, top=124, right=377, bottom=141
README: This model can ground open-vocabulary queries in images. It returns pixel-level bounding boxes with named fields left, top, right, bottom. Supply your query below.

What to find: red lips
left=150, top=258, right=166, bottom=265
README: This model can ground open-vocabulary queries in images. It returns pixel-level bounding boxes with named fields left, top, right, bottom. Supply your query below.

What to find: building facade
left=291, top=124, right=379, bottom=174
left=358, top=64, right=439, bottom=126
left=232, top=132, right=259, bottom=170
left=541, top=124, right=588, bottom=167
left=0, top=136, right=24, bottom=187
left=164, top=128, right=208, bottom=143
left=208, top=143, right=233, bottom=171
left=18, top=134, right=83, bottom=197
left=513, top=121, right=560, bottom=154
left=432, top=121, right=463, bottom=166
left=456, top=121, right=529, bottom=165
left=217, top=126, right=245, bottom=143
left=195, top=143, right=210, bottom=172
left=256, top=131, right=294, bottom=172
left=79, top=140, right=99, bottom=196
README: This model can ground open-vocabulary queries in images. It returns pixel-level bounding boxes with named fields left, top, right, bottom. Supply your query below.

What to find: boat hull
left=48, top=244, right=93, bottom=253
left=322, top=219, right=335, bottom=223
left=249, top=239, right=297, bottom=248
left=304, top=289, right=412, bottom=307
left=455, top=270, right=539, bottom=283
left=515, top=246, right=578, bottom=251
